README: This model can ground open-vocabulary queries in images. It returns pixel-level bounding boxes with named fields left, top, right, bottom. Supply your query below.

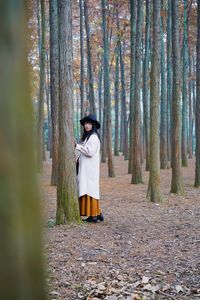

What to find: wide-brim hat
left=80, top=114, right=101, bottom=129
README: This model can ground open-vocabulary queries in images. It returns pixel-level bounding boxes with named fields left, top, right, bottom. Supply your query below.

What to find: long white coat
left=76, top=133, right=100, bottom=199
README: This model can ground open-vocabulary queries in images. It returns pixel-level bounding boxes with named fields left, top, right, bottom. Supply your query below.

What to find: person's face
left=84, top=122, right=93, bottom=132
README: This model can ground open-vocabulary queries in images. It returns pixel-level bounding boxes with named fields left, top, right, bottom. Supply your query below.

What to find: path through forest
left=43, top=156, right=200, bottom=300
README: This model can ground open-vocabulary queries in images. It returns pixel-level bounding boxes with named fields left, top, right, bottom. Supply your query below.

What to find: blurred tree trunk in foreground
left=0, top=1, right=47, bottom=299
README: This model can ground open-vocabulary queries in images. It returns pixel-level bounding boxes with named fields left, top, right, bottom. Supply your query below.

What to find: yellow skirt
left=79, top=194, right=101, bottom=217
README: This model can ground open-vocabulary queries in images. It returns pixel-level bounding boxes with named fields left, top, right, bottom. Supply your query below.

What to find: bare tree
left=57, top=0, right=80, bottom=223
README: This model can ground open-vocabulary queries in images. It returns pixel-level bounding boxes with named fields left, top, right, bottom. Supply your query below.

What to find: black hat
left=80, top=114, right=101, bottom=129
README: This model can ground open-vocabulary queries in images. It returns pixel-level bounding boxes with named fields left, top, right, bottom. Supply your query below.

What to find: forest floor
left=42, top=156, right=200, bottom=300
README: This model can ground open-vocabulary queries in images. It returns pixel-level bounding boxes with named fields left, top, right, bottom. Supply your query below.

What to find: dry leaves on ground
left=42, top=156, right=200, bottom=300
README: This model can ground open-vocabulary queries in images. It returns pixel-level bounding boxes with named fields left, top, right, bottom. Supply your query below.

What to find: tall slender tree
left=119, top=39, right=128, bottom=160
left=170, top=0, right=184, bottom=194
left=147, top=0, right=161, bottom=202
left=84, top=0, right=96, bottom=114
left=114, top=45, right=120, bottom=156
left=116, top=8, right=128, bottom=159
left=37, top=0, right=46, bottom=171
left=160, top=0, right=168, bottom=169
left=45, top=52, right=52, bottom=154
left=143, top=0, right=150, bottom=171
left=188, top=49, right=193, bottom=158
left=182, top=0, right=188, bottom=167
left=132, top=0, right=143, bottom=184
left=0, top=1, right=47, bottom=298
left=129, top=0, right=137, bottom=173
left=49, top=0, right=59, bottom=185
left=195, top=0, right=200, bottom=187
left=57, top=0, right=80, bottom=224
left=98, top=58, right=103, bottom=129
left=167, top=0, right=172, bottom=163
left=79, top=0, right=85, bottom=119
left=102, top=0, right=115, bottom=177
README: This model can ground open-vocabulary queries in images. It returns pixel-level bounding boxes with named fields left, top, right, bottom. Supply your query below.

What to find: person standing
left=76, top=114, right=104, bottom=223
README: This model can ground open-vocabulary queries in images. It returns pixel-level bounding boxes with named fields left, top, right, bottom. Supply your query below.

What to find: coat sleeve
left=76, top=135, right=99, bottom=157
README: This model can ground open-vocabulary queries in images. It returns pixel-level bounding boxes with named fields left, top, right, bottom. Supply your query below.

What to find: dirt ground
left=42, top=156, right=200, bottom=300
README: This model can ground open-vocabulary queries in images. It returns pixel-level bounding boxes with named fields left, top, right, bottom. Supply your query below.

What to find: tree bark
left=0, top=2, right=47, bottom=298
left=170, top=0, right=184, bottom=194
left=129, top=0, right=137, bottom=173
left=167, top=0, right=172, bottom=163
left=114, top=45, right=120, bottom=156
left=37, top=0, right=46, bottom=171
left=195, top=0, right=200, bottom=187
left=45, top=52, right=52, bottom=155
left=98, top=58, right=103, bottom=133
left=188, top=49, right=193, bottom=159
left=147, top=0, right=161, bottom=202
left=181, top=0, right=188, bottom=167
left=131, top=0, right=143, bottom=184
left=143, top=0, right=150, bottom=171
left=79, top=0, right=85, bottom=119
left=57, top=0, right=80, bottom=224
left=84, top=0, right=96, bottom=114
left=102, top=0, right=115, bottom=177
left=49, top=0, right=59, bottom=185
left=160, top=0, right=168, bottom=169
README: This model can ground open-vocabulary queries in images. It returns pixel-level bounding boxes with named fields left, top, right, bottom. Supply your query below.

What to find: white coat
left=76, top=133, right=100, bottom=199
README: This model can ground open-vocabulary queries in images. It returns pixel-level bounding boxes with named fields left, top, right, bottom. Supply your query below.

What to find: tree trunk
left=131, top=0, right=143, bottom=184
left=147, top=0, right=161, bottom=202
left=101, top=106, right=107, bottom=163
left=119, top=39, right=128, bottom=160
left=98, top=59, right=103, bottom=131
left=57, top=0, right=80, bottom=224
left=79, top=0, right=85, bottom=119
left=142, top=0, right=150, bottom=171
left=188, top=49, right=193, bottom=158
left=129, top=0, right=137, bottom=173
left=49, top=0, right=59, bottom=186
left=170, top=0, right=184, bottom=194
left=195, top=0, right=200, bottom=187
left=160, top=1, right=168, bottom=169
left=0, top=2, right=47, bottom=298
left=114, top=45, right=120, bottom=156
left=37, top=0, right=46, bottom=171
left=181, top=0, right=188, bottom=167
left=167, top=0, right=172, bottom=164
left=102, top=0, right=115, bottom=177
left=45, top=52, right=52, bottom=155
left=84, top=0, right=96, bottom=114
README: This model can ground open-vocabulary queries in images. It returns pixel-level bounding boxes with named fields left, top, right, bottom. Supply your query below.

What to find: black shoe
left=85, top=216, right=93, bottom=222
left=85, top=216, right=98, bottom=223
left=97, top=213, right=104, bottom=222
